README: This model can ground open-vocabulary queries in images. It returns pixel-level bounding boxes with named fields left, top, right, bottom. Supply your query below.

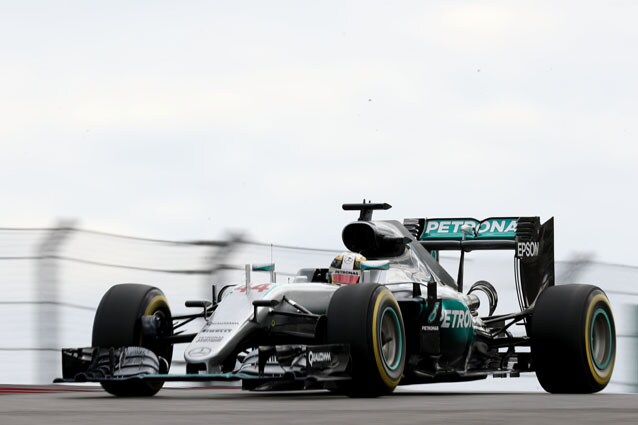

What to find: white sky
left=1, top=1, right=637, bottom=264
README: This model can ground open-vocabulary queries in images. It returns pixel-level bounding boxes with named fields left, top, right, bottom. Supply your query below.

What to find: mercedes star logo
left=188, top=347, right=212, bottom=357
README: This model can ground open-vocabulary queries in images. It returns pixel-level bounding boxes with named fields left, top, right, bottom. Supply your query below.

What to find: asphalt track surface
left=1, top=385, right=637, bottom=425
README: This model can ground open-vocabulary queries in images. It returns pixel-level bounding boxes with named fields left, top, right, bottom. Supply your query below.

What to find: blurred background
left=1, top=0, right=638, bottom=391
left=1, top=224, right=636, bottom=392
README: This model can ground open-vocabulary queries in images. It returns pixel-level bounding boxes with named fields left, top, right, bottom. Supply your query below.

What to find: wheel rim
left=379, top=306, right=402, bottom=371
left=590, top=308, right=613, bottom=370
left=142, top=294, right=173, bottom=367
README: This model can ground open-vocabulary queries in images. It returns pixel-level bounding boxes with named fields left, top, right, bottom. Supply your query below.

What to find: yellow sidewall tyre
left=326, top=284, right=406, bottom=397
left=531, top=284, right=615, bottom=393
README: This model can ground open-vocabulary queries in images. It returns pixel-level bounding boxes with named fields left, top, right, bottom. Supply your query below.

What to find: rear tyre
left=92, top=283, right=173, bottom=397
left=326, top=284, right=406, bottom=397
left=531, top=284, right=615, bottom=393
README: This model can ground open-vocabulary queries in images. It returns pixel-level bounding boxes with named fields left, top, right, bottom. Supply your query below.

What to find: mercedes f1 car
left=55, top=202, right=616, bottom=396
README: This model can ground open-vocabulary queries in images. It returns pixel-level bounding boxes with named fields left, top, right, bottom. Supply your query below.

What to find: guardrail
left=1, top=225, right=636, bottom=391
left=0, top=224, right=340, bottom=384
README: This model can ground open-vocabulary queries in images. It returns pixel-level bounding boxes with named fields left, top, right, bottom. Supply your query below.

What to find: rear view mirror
left=360, top=260, right=390, bottom=270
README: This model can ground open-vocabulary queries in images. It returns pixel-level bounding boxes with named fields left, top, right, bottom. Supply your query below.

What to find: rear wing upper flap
left=404, top=216, right=551, bottom=254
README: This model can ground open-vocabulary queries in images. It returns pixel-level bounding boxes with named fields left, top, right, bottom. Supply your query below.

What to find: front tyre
left=531, top=284, right=615, bottom=393
left=92, top=284, right=173, bottom=397
left=326, top=284, right=406, bottom=397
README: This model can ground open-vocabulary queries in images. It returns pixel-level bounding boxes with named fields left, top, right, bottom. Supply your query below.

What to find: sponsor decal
left=201, top=322, right=237, bottom=338
left=422, top=218, right=518, bottom=240
left=517, top=241, right=540, bottom=258
left=425, top=220, right=478, bottom=235
left=194, top=336, right=223, bottom=343
left=308, top=351, right=332, bottom=367
left=188, top=347, right=212, bottom=357
left=421, top=325, right=438, bottom=332
left=440, top=308, right=473, bottom=329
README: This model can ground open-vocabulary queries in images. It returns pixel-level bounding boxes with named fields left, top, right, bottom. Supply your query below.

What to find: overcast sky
left=1, top=1, right=637, bottom=265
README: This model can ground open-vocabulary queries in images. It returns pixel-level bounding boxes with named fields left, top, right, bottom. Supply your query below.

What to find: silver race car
left=56, top=202, right=616, bottom=396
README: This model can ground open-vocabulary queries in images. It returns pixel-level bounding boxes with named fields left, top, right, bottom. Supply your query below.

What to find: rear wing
left=404, top=217, right=547, bottom=252
left=404, top=216, right=555, bottom=307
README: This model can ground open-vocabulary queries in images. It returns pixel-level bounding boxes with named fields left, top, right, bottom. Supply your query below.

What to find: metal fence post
left=633, top=304, right=638, bottom=393
left=35, top=220, right=77, bottom=384
left=204, top=233, right=244, bottom=300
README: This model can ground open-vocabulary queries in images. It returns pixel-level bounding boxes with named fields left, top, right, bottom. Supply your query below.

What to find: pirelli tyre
left=531, top=284, right=615, bottom=393
left=92, top=284, right=173, bottom=397
left=326, top=284, right=406, bottom=397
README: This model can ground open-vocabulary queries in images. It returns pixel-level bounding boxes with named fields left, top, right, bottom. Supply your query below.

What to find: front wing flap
left=55, top=344, right=351, bottom=386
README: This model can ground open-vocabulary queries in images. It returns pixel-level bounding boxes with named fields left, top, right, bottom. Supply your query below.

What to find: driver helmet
left=329, top=252, right=366, bottom=285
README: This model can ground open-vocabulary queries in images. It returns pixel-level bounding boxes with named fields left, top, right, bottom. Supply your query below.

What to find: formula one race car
left=55, top=202, right=616, bottom=397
